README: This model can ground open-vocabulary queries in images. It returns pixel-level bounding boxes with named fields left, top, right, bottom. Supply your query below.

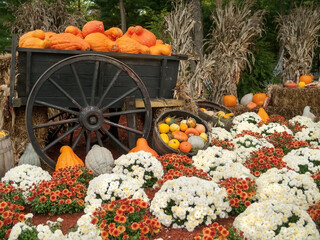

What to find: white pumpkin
left=240, top=93, right=253, bottom=106
left=188, top=136, right=205, bottom=151
left=85, top=145, right=114, bottom=176
left=18, top=143, right=41, bottom=166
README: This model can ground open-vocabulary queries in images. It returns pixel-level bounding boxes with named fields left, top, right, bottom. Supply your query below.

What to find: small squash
left=222, top=95, right=237, bottom=107
left=257, top=107, right=269, bottom=123
left=188, top=136, right=205, bottom=151
left=185, top=128, right=200, bottom=136
left=172, top=131, right=188, bottom=142
left=104, top=27, right=123, bottom=41
left=129, top=138, right=159, bottom=157
left=195, top=124, right=206, bottom=134
left=299, top=75, right=313, bottom=85
left=82, top=20, right=105, bottom=37
left=179, top=141, right=192, bottom=153
left=240, top=93, right=253, bottom=106
left=18, top=143, right=41, bottom=167
left=116, top=35, right=150, bottom=54
left=65, top=26, right=83, bottom=38
left=149, top=44, right=171, bottom=56
left=247, top=101, right=257, bottom=110
left=85, top=32, right=119, bottom=52
left=252, top=93, right=267, bottom=106
left=85, top=145, right=114, bottom=176
left=55, top=146, right=84, bottom=171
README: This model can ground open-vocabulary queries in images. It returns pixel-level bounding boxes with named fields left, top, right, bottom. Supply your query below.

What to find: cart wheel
left=26, top=54, right=152, bottom=169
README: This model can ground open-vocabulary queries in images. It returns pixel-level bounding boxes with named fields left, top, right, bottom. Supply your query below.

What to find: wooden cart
left=9, top=36, right=186, bottom=169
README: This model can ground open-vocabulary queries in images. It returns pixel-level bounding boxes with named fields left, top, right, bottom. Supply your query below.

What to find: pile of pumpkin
left=284, top=74, right=319, bottom=88
left=222, top=92, right=268, bottom=110
left=18, top=20, right=171, bottom=56
left=157, top=117, right=208, bottom=153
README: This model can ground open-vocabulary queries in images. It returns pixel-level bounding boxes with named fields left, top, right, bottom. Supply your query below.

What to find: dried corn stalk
left=276, top=4, right=320, bottom=83
left=7, top=0, right=87, bottom=35
left=165, top=0, right=196, bottom=100
left=203, top=0, right=264, bottom=103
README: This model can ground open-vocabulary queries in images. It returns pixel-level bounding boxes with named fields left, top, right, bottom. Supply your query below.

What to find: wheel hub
left=80, top=106, right=103, bottom=131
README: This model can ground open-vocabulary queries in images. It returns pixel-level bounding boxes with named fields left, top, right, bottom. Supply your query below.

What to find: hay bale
left=0, top=54, right=12, bottom=85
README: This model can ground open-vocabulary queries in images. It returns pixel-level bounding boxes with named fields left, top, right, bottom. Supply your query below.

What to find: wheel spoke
left=95, top=130, right=103, bottom=147
left=101, top=86, right=139, bottom=112
left=72, top=127, right=85, bottom=150
left=103, top=120, right=143, bottom=135
left=33, top=118, right=78, bottom=129
left=90, top=61, right=100, bottom=105
left=86, top=130, right=91, bottom=154
left=48, top=77, right=82, bottom=109
left=43, top=123, right=81, bottom=152
left=101, top=126, right=130, bottom=152
left=97, top=69, right=121, bottom=108
left=103, top=109, right=147, bottom=118
left=48, top=111, right=65, bottom=121
left=35, top=100, right=79, bottom=116
left=71, top=64, right=88, bottom=107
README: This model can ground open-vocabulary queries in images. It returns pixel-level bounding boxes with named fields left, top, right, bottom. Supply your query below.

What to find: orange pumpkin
left=222, top=95, right=237, bottom=107
left=129, top=138, right=159, bottom=157
left=82, top=20, right=105, bottom=38
left=247, top=101, right=257, bottom=110
left=104, top=27, right=123, bottom=41
left=252, top=93, right=267, bottom=106
left=65, top=26, right=83, bottom=38
left=128, top=26, right=156, bottom=47
left=19, top=30, right=45, bottom=47
left=179, top=141, right=192, bottom=153
left=185, top=128, right=200, bottom=136
left=50, top=33, right=90, bottom=51
left=149, top=44, right=171, bottom=56
left=115, top=36, right=150, bottom=54
left=56, top=146, right=84, bottom=171
left=85, top=32, right=119, bottom=52
left=299, top=75, right=313, bottom=84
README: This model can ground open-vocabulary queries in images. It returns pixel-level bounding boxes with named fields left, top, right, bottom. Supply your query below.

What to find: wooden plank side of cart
left=10, top=45, right=187, bottom=108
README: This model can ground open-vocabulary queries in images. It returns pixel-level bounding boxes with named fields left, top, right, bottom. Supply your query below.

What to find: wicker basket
left=196, top=101, right=234, bottom=130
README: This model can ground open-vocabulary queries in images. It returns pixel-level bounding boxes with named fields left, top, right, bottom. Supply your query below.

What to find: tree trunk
left=192, top=0, right=203, bottom=62
left=119, top=0, right=126, bottom=32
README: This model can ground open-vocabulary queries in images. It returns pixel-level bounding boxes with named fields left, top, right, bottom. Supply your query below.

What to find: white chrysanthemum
left=150, top=176, right=230, bottom=232
left=256, top=168, right=320, bottom=209
left=1, top=164, right=51, bottom=199
left=232, top=112, right=262, bottom=125
left=232, top=135, right=274, bottom=162
left=289, top=115, right=315, bottom=128
left=283, top=148, right=320, bottom=175
left=209, top=162, right=253, bottom=183
left=295, top=127, right=320, bottom=147
left=85, top=173, right=148, bottom=213
left=112, top=151, right=164, bottom=188
left=233, top=200, right=319, bottom=240
left=259, top=122, right=293, bottom=136
left=230, top=122, right=261, bottom=137
left=209, top=127, right=233, bottom=141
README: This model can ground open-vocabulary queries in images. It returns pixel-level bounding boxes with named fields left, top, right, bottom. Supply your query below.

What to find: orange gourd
left=257, top=107, right=269, bottom=123
left=150, top=44, right=171, bottom=56
left=247, top=101, right=257, bottom=110
left=222, top=95, right=237, bottom=107
left=299, top=75, right=313, bottom=84
left=179, top=141, right=192, bottom=153
left=85, top=32, right=119, bottom=52
left=127, top=26, right=156, bottom=47
left=252, top=93, right=267, bottom=106
left=195, top=124, right=206, bottom=134
left=19, top=37, right=48, bottom=49
left=129, top=138, right=159, bottom=157
left=82, top=20, right=105, bottom=38
left=55, top=146, right=84, bottom=171
left=185, top=128, right=200, bottom=136
left=50, top=33, right=90, bottom=51
left=104, top=27, right=123, bottom=41
left=19, top=30, right=45, bottom=47
left=116, top=36, right=150, bottom=54
left=45, top=32, right=56, bottom=39
left=172, top=131, right=188, bottom=142
left=65, top=26, right=83, bottom=38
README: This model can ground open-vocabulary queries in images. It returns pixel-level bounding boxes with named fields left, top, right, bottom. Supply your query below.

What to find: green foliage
left=145, top=7, right=170, bottom=42
left=17, top=228, right=38, bottom=240
left=237, top=39, right=278, bottom=99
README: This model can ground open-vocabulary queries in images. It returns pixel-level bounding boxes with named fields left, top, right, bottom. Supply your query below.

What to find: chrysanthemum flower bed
left=1, top=112, right=320, bottom=240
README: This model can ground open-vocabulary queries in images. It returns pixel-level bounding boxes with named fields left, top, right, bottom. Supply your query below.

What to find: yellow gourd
left=257, top=107, right=269, bottom=123
left=55, top=146, right=84, bottom=171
